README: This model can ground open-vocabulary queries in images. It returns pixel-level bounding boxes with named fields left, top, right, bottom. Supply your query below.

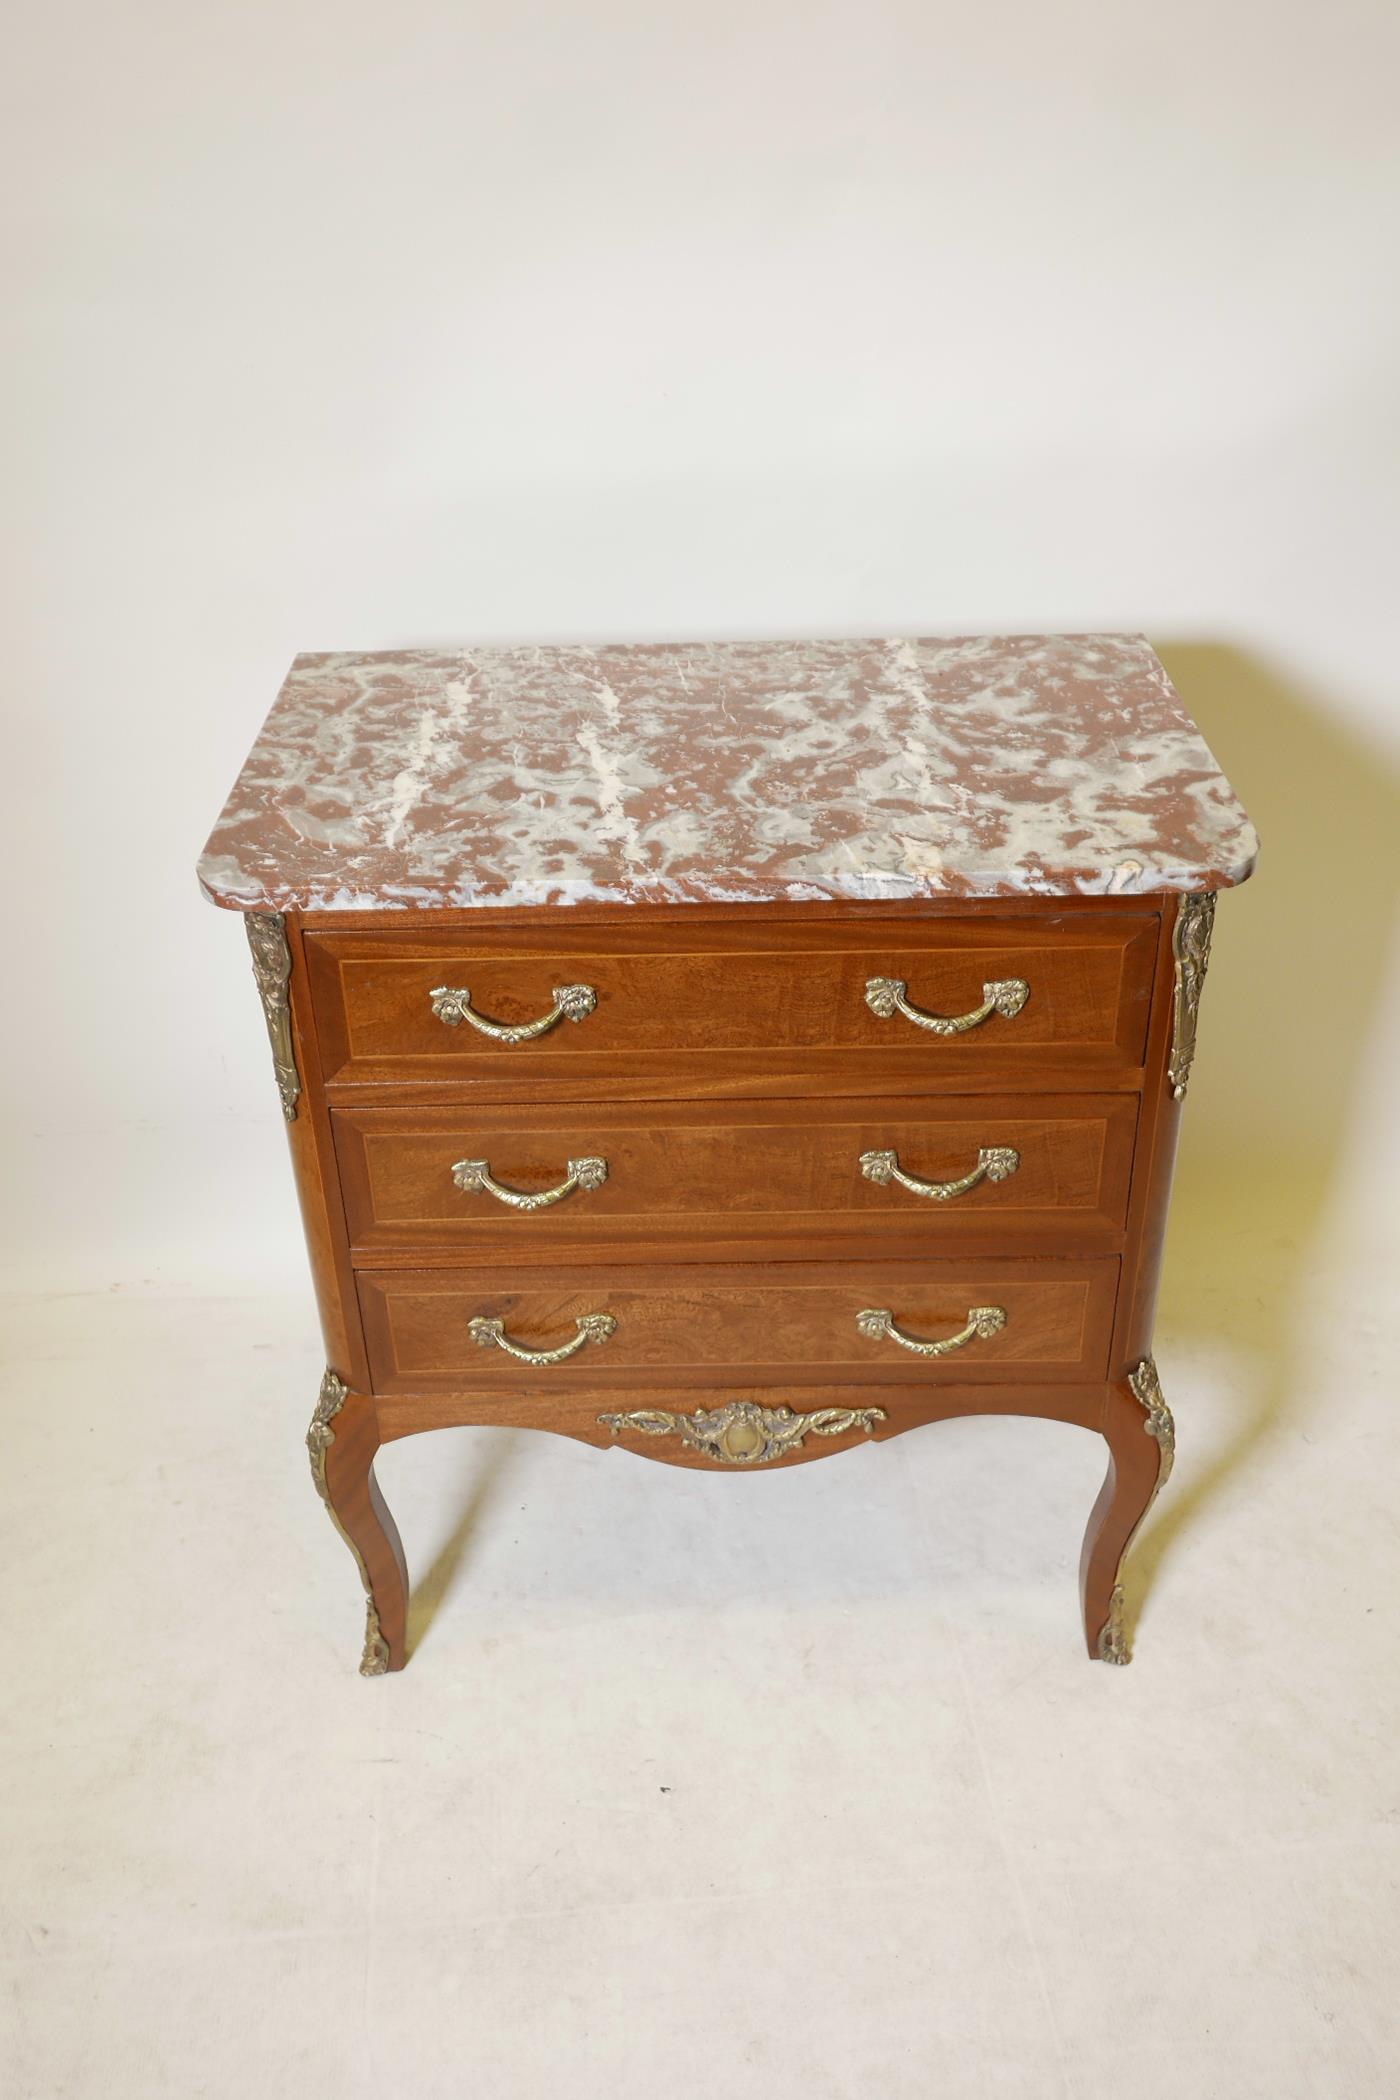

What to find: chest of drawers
left=199, top=634, right=1256, bottom=1673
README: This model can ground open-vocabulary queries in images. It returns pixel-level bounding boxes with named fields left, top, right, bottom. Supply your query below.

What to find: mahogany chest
left=199, top=635, right=1256, bottom=1672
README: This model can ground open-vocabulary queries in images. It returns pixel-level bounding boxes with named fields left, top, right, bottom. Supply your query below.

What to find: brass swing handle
left=864, top=976, right=1029, bottom=1035
left=859, top=1144, right=1019, bottom=1201
left=429, top=982, right=597, bottom=1043
left=856, top=1305, right=1007, bottom=1357
left=452, top=1156, right=608, bottom=1211
left=469, top=1312, right=617, bottom=1365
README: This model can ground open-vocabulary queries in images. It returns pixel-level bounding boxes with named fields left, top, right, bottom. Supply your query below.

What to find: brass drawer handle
left=452, top=1155, right=608, bottom=1211
left=859, top=1145, right=1019, bottom=1201
left=856, top=1305, right=1007, bottom=1356
left=864, top=976, right=1028, bottom=1035
left=429, top=982, right=597, bottom=1043
left=469, top=1312, right=617, bottom=1365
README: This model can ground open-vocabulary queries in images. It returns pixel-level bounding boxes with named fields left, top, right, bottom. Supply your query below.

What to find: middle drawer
left=333, top=1093, right=1137, bottom=1261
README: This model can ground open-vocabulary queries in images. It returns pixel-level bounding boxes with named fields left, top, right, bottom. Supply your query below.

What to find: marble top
left=198, top=635, right=1257, bottom=912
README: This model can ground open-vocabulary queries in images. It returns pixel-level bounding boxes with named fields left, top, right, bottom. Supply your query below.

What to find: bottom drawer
left=358, top=1259, right=1118, bottom=1395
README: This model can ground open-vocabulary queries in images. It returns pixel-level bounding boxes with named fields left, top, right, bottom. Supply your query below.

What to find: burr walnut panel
left=305, top=910, right=1157, bottom=1097
left=333, top=1093, right=1137, bottom=1261
left=356, top=1258, right=1119, bottom=1396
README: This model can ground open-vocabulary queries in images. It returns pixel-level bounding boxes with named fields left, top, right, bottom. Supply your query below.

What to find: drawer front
left=335, top=1094, right=1137, bottom=1258
left=306, top=912, right=1157, bottom=1096
left=358, top=1259, right=1118, bottom=1394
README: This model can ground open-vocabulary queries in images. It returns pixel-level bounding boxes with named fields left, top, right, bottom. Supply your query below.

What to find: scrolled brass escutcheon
left=859, top=1145, right=1019, bottom=1201
left=429, top=982, right=597, bottom=1043
left=856, top=1304, right=1007, bottom=1357
left=452, top=1155, right=608, bottom=1210
left=598, top=1399, right=887, bottom=1466
left=1129, top=1355, right=1175, bottom=1501
left=305, top=1369, right=389, bottom=1677
left=1097, top=1585, right=1129, bottom=1664
left=469, top=1312, right=617, bottom=1365
left=245, top=911, right=300, bottom=1120
left=864, top=976, right=1029, bottom=1035
left=1168, top=891, right=1215, bottom=1099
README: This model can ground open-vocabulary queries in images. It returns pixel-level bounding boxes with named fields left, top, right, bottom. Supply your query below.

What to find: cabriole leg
left=1079, top=1358, right=1175, bottom=1663
left=307, top=1370, right=409, bottom=1675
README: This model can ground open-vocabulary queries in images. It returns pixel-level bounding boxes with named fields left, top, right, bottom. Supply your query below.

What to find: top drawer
left=304, top=910, right=1158, bottom=1098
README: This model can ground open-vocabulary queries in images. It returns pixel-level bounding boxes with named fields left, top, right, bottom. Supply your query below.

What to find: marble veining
left=197, top=635, right=1258, bottom=911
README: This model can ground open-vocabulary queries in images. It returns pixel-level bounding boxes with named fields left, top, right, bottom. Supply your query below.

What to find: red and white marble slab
left=198, top=634, right=1258, bottom=912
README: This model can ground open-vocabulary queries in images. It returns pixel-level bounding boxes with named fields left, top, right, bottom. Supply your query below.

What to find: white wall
left=4, top=1, right=1398, bottom=1295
